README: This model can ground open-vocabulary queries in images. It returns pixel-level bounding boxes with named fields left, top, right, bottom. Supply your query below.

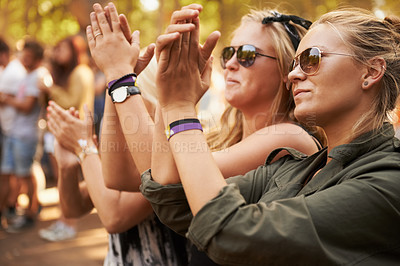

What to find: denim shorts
left=1, top=135, right=37, bottom=177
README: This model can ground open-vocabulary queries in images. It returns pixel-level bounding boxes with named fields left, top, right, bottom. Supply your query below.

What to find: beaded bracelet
left=165, top=118, right=203, bottom=141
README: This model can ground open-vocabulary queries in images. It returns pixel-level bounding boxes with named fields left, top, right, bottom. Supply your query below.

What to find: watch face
left=112, top=87, right=128, bottom=103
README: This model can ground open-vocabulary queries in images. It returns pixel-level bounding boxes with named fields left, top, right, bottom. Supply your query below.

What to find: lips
left=293, top=88, right=310, bottom=97
left=226, top=78, right=239, bottom=84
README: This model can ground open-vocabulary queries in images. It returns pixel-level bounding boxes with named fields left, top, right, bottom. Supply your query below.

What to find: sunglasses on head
left=290, top=47, right=355, bottom=76
left=220, top=44, right=277, bottom=69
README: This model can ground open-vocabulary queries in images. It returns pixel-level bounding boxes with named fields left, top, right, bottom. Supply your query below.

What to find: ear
left=361, top=56, right=386, bottom=90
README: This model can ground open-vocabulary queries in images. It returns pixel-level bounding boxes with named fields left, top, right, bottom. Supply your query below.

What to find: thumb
left=201, top=56, right=213, bottom=90
left=131, top=30, right=140, bottom=46
left=134, top=43, right=156, bottom=74
left=201, top=31, right=220, bottom=61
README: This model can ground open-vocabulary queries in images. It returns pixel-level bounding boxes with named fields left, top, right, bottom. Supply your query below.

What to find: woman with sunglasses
left=149, top=6, right=323, bottom=265
left=204, top=9, right=324, bottom=177
left=141, top=7, right=400, bottom=265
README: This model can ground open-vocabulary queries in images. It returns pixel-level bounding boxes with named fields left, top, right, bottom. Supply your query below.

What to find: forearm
left=151, top=105, right=180, bottom=184
left=101, top=94, right=142, bottom=191
left=81, top=154, right=153, bottom=233
left=4, top=95, right=36, bottom=113
left=162, top=106, right=227, bottom=215
left=58, top=164, right=93, bottom=218
left=114, top=94, right=154, bottom=174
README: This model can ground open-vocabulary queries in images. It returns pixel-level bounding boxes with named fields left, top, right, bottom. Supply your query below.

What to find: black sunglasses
left=220, top=44, right=277, bottom=69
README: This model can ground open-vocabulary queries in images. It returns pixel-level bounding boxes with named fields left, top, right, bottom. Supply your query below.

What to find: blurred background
left=1, top=0, right=399, bottom=51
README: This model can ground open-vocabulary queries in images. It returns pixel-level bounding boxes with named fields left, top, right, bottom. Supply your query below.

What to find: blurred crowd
left=0, top=35, right=105, bottom=240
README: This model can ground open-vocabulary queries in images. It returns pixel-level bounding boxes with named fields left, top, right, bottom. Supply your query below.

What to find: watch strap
left=127, top=85, right=141, bottom=96
left=111, top=85, right=141, bottom=103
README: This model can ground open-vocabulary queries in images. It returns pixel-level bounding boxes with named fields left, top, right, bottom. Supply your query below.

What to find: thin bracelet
left=165, top=118, right=203, bottom=141
left=108, top=73, right=137, bottom=96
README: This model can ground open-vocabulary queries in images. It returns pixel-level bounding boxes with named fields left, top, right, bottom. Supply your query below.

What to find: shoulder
left=249, top=123, right=320, bottom=156
left=254, top=123, right=310, bottom=136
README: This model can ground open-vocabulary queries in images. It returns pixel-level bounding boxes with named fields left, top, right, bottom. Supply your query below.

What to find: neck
left=323, top=118, right=373, bottom=155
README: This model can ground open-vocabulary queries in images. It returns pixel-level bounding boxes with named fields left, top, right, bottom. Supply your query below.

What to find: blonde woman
left=142, top=7, right=400, bottom=265
left=150, top=5, right=324, bottom=191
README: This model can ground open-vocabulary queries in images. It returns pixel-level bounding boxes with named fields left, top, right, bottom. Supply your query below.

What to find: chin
left=294, top=108, right=318, bottom=127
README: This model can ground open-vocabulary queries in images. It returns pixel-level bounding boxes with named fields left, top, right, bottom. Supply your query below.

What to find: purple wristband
left=108, top=76, right=135, bottom=89
left=166, top=122, right=203, bottom=141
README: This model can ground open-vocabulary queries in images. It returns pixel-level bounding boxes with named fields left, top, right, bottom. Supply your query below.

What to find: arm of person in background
left=87, top=3, right=155, bottom=191
left=47, top=102, right=153, bottom=233
left=0, top=92, right=37, bottom=114
left=53, top=139, right=94, bottom=218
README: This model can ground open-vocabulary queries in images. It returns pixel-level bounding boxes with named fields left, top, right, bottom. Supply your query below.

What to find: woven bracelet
left=108, top=73, right=137, bottom=96
left=165, top=118, right=203, bottom=141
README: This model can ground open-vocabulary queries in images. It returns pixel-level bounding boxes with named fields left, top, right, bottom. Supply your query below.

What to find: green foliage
left=0, top=0, right=398, bottom=51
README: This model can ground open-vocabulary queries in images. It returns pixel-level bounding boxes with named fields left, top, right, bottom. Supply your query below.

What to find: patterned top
left=104, top=213, right=189, bottom=266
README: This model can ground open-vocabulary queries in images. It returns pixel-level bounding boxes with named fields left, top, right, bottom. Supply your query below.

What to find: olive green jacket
left=140, top=123, right=400, bottom=265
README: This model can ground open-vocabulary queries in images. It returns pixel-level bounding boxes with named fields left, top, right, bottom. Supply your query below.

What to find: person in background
left=0, top=38, right=11, bottom=227
left=141, top=7, right=400, bottom=264
left=0, top=39, right=45, bottom=232
left=91, top=61, right=107, bottom=136
left=38, top=35, right=95, bottom=241
left=0, top=38, right=10, bottom=72
left=0, top=37, right=25, bottom=229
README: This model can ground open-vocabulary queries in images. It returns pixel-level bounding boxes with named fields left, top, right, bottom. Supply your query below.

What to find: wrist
left=77, top=142, right=98, bottom=162
left=76, top=138, right=95, bottom=155
left=105, top=67, right=133, bottom=83
left=160, top=104, right=197, bottom=126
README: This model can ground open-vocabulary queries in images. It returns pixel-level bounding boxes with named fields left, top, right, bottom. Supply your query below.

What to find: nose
left=224, top=53, right=239, bottom=70
left=287, top=63, right=306, bottom=90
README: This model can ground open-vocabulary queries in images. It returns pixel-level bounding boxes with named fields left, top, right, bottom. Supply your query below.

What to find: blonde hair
left=313, top=8, right=400, bottom=137
left=207, top=9, right=313, bottom=151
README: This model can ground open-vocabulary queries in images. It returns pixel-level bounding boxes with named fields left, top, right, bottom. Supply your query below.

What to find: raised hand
left=86, top=2, right=154, bottom=82
left=156, top=5, right=220, bottom=109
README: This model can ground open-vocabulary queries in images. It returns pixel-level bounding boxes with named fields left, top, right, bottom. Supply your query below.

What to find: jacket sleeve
left=140, top=169, right=192, bottom=235
left=187, top=167, right=400, bottom=265
left=139, top=165, right=270, bottom=236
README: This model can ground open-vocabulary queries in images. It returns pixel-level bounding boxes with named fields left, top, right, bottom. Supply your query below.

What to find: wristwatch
left=111, top=85, right=141, bottom=103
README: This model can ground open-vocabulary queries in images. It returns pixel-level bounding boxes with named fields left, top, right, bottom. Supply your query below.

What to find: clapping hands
left=86, top=2, right=155, bottom=82
left=155, top=4, right=220, bottom=110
